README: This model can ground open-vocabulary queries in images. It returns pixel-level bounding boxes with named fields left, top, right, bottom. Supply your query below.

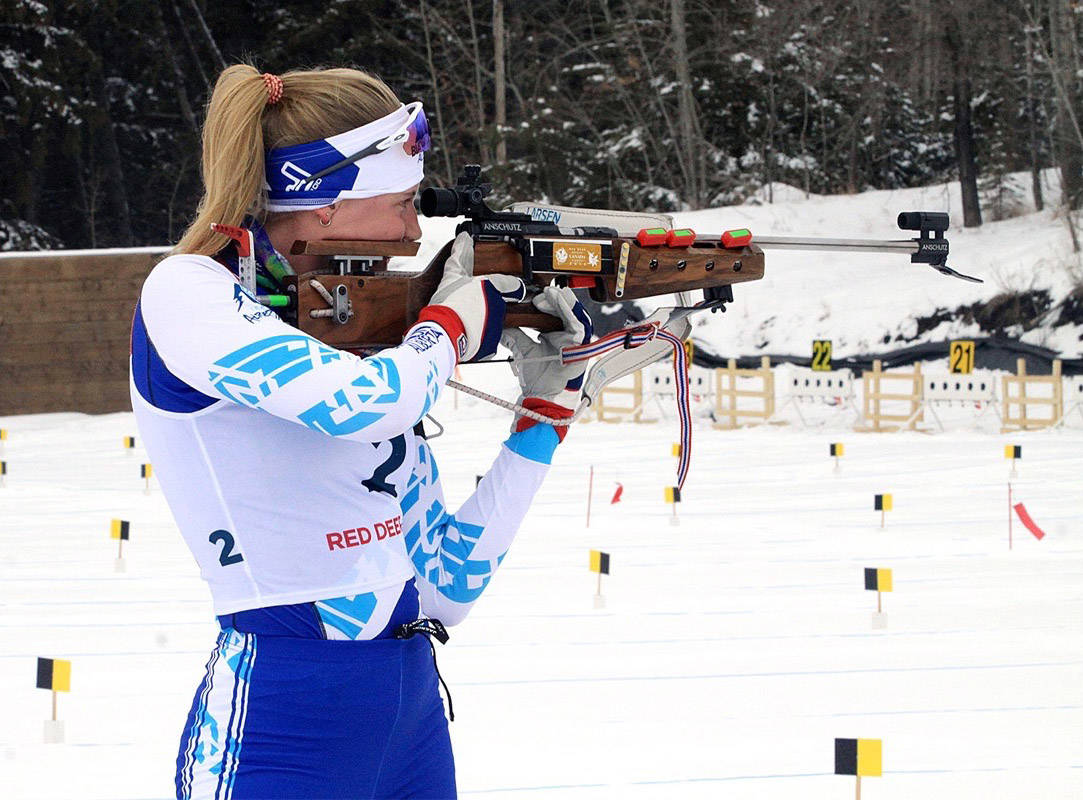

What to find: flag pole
left=1008, top=482, right=1013, bottom=551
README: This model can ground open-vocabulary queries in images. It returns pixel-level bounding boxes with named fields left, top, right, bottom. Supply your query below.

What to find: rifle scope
left=419, top=165, right=493, bottom=218
left=897, top=211, right=948, bottom=233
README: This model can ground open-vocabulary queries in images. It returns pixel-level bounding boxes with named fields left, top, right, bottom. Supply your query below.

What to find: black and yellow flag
left=834, top=738, right=881, bottom=776
left=664, top=486, right=681, bottom=503
left=589, top=550, right=610, bottom=575
left=873, top=493, right=892, bottom=511
left=1004, top=445, right=1021, bottom=460
left=0, top=428, right=8, bottom=440
left=830, top=443, right=844, bottom=457
left=141, top=463, right=153, bottom=479
left=123, top=436, right=136, bottom=449
left=0, top=461, right=6, bottom=476
left=36, top=658, right=71, bottom=692
left=671, top=443, right=682, bottom=458
left=864, top=568, right=893, bottom=592
left=111, top=519, right=130, bottom=541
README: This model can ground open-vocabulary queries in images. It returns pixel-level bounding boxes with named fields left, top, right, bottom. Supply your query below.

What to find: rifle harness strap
left=449, top=319, right=692, bottom=491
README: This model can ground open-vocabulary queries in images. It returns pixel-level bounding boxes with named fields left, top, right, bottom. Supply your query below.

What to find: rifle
left=272, top=164, right=979, bottom=352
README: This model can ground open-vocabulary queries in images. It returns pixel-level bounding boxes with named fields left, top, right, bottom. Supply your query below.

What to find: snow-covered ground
left=1, top=383, right=1081, bottom=798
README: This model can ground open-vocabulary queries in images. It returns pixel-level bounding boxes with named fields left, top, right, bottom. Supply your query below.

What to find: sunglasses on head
left=307, top=102, right=431, bottom=183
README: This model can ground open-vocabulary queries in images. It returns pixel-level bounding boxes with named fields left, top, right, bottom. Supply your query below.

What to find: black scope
left=419, top=185, right=487, bottom=217
left=898, top=211, right=949, bottom=233
left=419, top=164, right=493, bottom=218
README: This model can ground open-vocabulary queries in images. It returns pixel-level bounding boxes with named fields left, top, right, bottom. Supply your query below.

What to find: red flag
left=610, top=483, right=623, bottom=504
left=1013, top=503, right=1046, bottom=540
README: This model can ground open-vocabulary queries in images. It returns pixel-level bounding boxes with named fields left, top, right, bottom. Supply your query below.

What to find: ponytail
left=176, top=65, right=270, bottom=256
left=175, top=64, right=401, bottom=256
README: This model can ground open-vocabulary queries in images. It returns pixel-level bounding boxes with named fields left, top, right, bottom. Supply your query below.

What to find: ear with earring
left=317, top=205, right=336, bottom=228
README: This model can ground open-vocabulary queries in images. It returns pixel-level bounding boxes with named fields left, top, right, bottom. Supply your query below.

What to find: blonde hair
left=175, top=64, right=400, bottom=255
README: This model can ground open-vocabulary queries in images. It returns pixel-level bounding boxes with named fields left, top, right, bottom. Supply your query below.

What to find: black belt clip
left=394, top=618, right=454, bottom=721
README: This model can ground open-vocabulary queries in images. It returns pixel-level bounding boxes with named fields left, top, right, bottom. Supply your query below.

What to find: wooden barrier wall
left=0, top=248, right=167, bottom=414
left=712, top=356, right=775, bottom=429
left=860, top=359, right=924, bottom=431
left=1002, top=358, right=1063, bottom=431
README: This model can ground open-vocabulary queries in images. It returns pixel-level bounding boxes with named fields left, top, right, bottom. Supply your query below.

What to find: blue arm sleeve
left=400, top=428, right=555, bottom=625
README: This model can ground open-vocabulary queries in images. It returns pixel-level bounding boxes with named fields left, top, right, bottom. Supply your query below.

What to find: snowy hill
left=670, top=171, right=1083, bottom=360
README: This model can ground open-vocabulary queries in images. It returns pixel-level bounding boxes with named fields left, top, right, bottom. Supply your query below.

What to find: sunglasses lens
left=403, top=108, right=431, bottom=157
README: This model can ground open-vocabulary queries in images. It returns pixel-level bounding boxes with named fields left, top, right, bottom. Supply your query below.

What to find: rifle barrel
left=749, top=236, right=918, bottom=255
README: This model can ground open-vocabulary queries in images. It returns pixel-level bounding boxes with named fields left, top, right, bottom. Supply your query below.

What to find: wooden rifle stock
left=288, top=236, right=764, bottom=350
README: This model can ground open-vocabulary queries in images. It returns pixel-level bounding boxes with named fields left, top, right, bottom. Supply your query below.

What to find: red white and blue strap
left=448, top=320, right=694, bottom=490
left=561, top=322, right=691, bottom=490
left=653, top=328, right=691, bottom=491
left=560, top=323, right=659, bottom=363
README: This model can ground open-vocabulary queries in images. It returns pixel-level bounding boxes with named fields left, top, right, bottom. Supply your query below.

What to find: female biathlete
left=130, top=64, right=592, bottom=799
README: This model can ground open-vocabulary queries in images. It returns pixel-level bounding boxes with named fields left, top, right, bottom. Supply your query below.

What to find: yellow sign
left=857, top=738, right=882, bottom=776
left=835, top=737, right=882, bottom=777
left=950, top=340, right=975, bottom=374
left=552, top=243, right=602, bottom=273
left=812, top=339, right=832, bottom=371
left=36, top=658, right=72, bottom=692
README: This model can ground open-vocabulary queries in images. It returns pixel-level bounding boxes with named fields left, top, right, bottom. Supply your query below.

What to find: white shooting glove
left=416, top=232, right=527, bottom=363
left=500, top=286, right=593, bottom=442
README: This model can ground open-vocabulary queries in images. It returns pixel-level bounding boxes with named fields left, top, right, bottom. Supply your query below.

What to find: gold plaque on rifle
left=552, top=243, right=603, bottom=272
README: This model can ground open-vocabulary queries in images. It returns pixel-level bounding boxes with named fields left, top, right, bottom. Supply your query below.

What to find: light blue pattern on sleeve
left=297, top=357, right=405, bottom=435
left=503, top=424, right=560, bottom=464
left=402, top=440, right=506, bottom=604
left=208, top=335, right=341, bottom=406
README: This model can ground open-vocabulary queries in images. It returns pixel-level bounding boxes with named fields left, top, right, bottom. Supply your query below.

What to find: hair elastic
left=262, top=73, right=284, bottom=106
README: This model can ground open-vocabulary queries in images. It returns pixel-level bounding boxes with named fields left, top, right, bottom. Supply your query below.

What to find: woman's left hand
left=500, top=286, right=593, bottom=440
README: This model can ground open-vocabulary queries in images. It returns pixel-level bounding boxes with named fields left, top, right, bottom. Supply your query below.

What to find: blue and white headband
left=264, top=102, right=429, bottom=212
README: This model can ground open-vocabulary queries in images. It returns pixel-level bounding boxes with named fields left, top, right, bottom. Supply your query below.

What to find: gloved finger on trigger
left=535, top=287, right=586, bottom=337
left=487, top=274, right=528, bottom=302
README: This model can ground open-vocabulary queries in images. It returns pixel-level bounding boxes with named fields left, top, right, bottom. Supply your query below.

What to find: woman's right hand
left=417, top=233, right=527, bottom=363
